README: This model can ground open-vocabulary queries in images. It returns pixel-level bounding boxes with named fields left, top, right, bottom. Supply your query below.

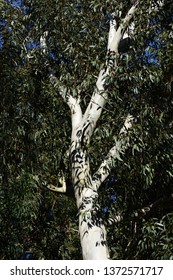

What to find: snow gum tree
left=1, top=0, right=173, bottom=259
left=39, top=0, right=172, bottom=259
left=45, top=1, right=138, bottom=259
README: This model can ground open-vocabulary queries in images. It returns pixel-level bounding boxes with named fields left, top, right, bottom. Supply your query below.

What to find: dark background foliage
left=0, top=0, right=173, bottom=259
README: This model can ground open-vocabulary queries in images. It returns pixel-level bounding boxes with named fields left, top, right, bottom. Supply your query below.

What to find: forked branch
left=81, top=2, right=139, bottom=145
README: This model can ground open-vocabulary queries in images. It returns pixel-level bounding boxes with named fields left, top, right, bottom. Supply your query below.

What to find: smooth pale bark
left=44, top=2, right=139, bottom=259
left=68, top=3, right=138, bottom=260
left=71, top=116, right=134, bottom=259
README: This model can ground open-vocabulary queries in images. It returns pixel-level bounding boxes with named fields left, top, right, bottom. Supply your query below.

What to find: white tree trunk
left=70, top=113, right=134, bottom=259
left=69, top=3, right=138, bottom=259
left=71, top=134, right=109, bottom=259
left=45, top=2, right=139, bottom=259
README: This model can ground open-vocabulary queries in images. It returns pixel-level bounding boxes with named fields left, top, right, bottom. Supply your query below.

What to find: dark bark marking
left=97, top=106, right=101, bottom=110
left=82, top=230, right=88, bottom=239
left=76, top=129, right=82, bottom=137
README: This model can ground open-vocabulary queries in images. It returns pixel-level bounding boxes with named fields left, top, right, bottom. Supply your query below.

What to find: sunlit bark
left=46, top=2, right=139, bottom=260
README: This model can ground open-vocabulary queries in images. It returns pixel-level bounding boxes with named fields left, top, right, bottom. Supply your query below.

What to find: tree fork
left=44, top=2, right=139, bottom=259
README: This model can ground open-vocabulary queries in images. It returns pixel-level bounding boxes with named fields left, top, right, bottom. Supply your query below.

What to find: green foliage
left=0, top=171, right=81, bottom=259
left=0, top=172, right=41, bottom=258
left=0, top=0, right=173, bottom=259
left=137, top=214, right=173, bottom=259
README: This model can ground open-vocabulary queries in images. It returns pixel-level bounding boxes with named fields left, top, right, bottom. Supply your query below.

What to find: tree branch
left=92, top=115, right=134, bottom=191
left=40, top=32, right=83, bottom=137
left=108, top=1, right=139, bottom=54
left=49, top=73, right=83, bottom=140
left=107, top=193, right=173, bottom=225
left=80, top=2, right=138, bottom=146
left=47, top=173, right=74, bottom=197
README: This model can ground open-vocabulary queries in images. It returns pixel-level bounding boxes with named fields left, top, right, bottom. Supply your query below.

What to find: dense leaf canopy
left=0, top=0, right=173, bottom=259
